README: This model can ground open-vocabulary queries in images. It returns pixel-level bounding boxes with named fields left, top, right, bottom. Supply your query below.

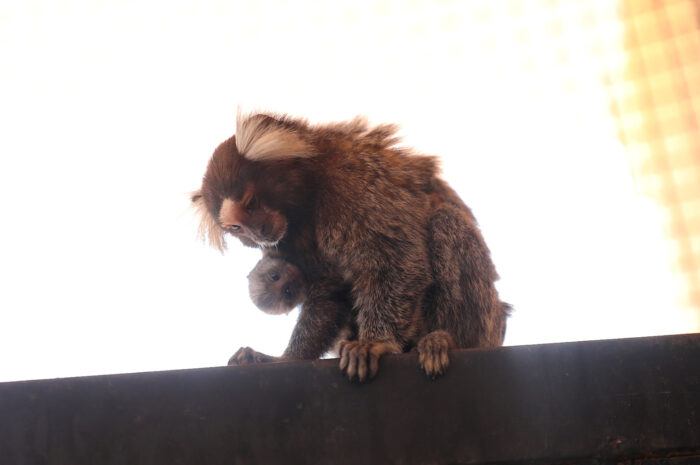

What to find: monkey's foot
left=338, top=340, right=395, bottom=382
left=417, top=330, right=455, bottom=379
left=227, top=346, right=280, bottom=366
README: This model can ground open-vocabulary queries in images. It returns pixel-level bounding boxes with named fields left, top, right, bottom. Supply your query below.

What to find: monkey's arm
left=228, top=280, right=350, bottom=366
left=411, top=203, right=510, bottom=378
left=283, top=281, right=351, bottom=359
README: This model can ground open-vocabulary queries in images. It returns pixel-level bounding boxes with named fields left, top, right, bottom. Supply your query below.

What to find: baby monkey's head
left=248, top=256, right=306, bottom=315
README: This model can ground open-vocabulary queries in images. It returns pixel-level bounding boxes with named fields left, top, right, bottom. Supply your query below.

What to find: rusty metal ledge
left=1, top=333, right=699, bottom=465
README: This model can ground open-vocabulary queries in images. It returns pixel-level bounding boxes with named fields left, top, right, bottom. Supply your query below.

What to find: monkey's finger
left=369, top=353, right=380, bottom=379
left=425, top=348, right=450, bottom=378
left=369, top=342, right=390, bottom=378
left=346, top=351, right=358, bottom=380
left=228, top=347, right=249, bottom=365
left=423, top=355, right=436, bottom=377
left=418, top=351, right=427, bottom=370
left=339, top=344, right=350, bottom=372
left=439, top=348, right=450, bottom=372
left=338, top=341, right=350, bottom=367
left=357, top=347, right=369, bottom=382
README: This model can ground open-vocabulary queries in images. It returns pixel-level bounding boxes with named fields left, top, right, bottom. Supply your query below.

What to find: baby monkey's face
left=248, top=257, right=306, bottom=315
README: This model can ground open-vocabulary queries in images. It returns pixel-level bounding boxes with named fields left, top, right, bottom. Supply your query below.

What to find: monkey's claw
left=338, top=340, right=391, bottom=382
left=417, top=330, right=455, bottom=379
left=227, top=346, right=278, bottom=366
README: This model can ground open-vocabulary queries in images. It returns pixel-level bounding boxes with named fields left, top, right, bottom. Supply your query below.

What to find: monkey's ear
left=191, top=190, right=227, bottom=253
left=236, top=112, right=315, bottom=161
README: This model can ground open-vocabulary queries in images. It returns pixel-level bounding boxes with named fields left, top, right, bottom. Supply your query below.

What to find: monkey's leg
left=337, top=276, right=422, bottom=381
left=428, top=205, right=508, bottom=349
left=337, top=254, right=426, bottom=381
left=417, top=330, right=455, bottom=378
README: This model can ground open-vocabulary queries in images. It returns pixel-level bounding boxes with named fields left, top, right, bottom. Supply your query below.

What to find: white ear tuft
left=236, top=113, right=314, bottom=161
left=191, top=191, right=226, bottom=252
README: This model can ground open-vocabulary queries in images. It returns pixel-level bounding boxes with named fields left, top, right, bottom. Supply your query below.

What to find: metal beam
left=1, top=333, right=699, bottom=465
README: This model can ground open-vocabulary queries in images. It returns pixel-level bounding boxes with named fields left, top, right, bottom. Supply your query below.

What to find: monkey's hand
left=227, top=346, right=282, bottom=366
left=337, top=340, right=395, bottom=382
left=417, top=330, right=455, bottom=379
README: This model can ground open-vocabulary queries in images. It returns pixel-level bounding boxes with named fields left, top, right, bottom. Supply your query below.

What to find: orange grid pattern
left=610, top=0, right=700, bottom=314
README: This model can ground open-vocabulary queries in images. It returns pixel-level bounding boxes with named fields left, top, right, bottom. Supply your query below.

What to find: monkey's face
left=216, top=187, right=287, bottom=248
left=192, top=135, right=310, bottom=251
left=248, top=258, right=306, bottom=314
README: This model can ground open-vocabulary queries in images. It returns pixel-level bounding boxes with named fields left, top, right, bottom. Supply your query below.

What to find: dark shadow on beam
left=1, top=334, right=699, bottom=465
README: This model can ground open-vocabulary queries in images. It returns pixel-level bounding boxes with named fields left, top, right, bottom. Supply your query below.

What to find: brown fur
left=193, top=113, right=510, bottom=380
left=242, top=180, right=511, bottom=378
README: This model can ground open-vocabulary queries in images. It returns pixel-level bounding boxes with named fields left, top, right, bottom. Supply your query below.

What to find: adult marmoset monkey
left=192, top=113, right=509, bottom=381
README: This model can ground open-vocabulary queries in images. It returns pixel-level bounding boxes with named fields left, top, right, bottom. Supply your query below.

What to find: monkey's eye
left=246, top=197, right=257, bottom=213
left=284, top=287, right=292, bottom=297
left=229, top=225, right=241, bottom=232
left=269, top=272, right=280, bottom=281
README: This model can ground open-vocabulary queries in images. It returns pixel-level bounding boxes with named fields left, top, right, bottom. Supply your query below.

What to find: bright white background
left=1, top=1, right=696, bottom=382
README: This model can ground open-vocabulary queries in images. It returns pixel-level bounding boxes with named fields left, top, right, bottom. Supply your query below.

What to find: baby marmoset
left=246, top=254, right=357, bottom=358
left=193, top=113, right=510, bottom=381
left=248, top=255, right=306, bottom=315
